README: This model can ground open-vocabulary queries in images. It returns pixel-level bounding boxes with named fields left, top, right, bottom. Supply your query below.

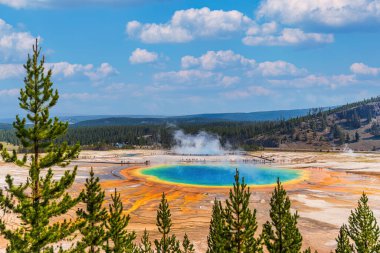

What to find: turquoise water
left=141, top=164, right=302, bottom=186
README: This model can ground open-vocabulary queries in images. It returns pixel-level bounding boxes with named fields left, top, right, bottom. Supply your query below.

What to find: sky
left=0, top=0, right=380, bottom=117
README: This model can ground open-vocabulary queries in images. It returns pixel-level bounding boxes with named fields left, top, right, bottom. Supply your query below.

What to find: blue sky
left=0, top=0, right=380, bottom=117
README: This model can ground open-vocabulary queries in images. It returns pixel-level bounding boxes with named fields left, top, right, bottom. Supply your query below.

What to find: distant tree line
left=2, top=97, right=379, bottom=151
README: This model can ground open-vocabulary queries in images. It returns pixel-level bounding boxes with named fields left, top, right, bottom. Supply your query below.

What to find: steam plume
left=172, top=130, right=225, bottom=155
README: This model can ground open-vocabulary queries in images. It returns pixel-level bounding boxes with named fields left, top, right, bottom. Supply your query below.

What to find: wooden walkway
left=72, top=160, right=150, bottom=165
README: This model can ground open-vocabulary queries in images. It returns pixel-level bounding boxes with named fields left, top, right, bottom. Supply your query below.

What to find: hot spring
left=139, top=164, right=304, bottom=187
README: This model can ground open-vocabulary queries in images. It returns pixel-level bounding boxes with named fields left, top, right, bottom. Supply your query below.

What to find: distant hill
left=73, top=108, right=313, bottom=127
left=255, top=96, right=380, bottom=151
left=0, top=115, right=166, bottom=125
left=175, top=109, right=312, bottom=121
left=0, top=123, right=12, bottom=130
left=0, top=108, right=321, bottom=128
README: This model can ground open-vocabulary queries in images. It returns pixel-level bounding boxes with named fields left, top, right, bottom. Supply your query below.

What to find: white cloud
left=0, top=64, right=24, bottom=80
left=126, top=7, right=337, bottom=47
left=181, top=50, right=255, bottom=70
left=255, top=61, right=307, bottom=77
left=129, top=48, right=158, bottom=64
left=350, top=62, right=380, bottom=76
left=0, top=19, right=39, bottom=61
left=0, top=88, right=19, bottom=97
left=126, top=7, right=252, bottom=43
left=154, top=70, right=216, bottom=84
left=181, top=50, right=306, bottom=77
left=47, top=62, right=93, bottom=77
left=221, top=76, right=240, bottom=87
left=243, top=28, right=334, bottom=46
left=222, top=86, right=272, bottom=99
left=257, top=0, right=380, bottom=27
left=0, top=62, right=117, bottom=81
left=84, top=63, right=118, bottom=81
left=269, top=74, right=357, bottom=89
left=0, top=0, right=28, bottom=9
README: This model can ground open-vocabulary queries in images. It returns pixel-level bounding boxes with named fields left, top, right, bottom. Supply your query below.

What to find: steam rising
left=342, top=144, right=356, bottom=156
left=172, top=130, right=225, bottom=155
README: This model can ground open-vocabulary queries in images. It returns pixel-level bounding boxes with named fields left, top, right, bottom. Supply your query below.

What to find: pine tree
left=223, top=169, right=262, bottom=253
left=207, top=199, right=229, bottom=253
left=76, top=168, right=108, bottom=252
left=139, top=229, right=153, bottom=253
left=0, top=39, right=80, bottom=252
left=347, top=193, right=380, bottom=252
left=105, top=188, right=136, bottom=253
left=355, top=132, right=360, bottom=142
left=182, top=234, right=195, bottom=253
left=154, top=193, right=180, bottom=253
left=335, top=225, right=353, bottom=253
left=303, top=247, right=318, bottom=253
left=262, top=178, right=303, bottom=253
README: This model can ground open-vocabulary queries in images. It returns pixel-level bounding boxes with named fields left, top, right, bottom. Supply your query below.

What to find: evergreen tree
left=335, top=225, right=353, bottom=253
left=303, top=247, right=318, bottom=253
left=207, top=199, right=229, bottom=253
left=105, top=189, right=136, bottom=253
left=76, top=168, right=108, bottom=252
left=182, top=234, right=195, bottom=253
left=223, top=169, right=262, bottom=253
left=347, top=193, right=380, bottom=252
left=154, top=193, right=180, bottom=253
left=139, top=229, right=153, bottom=253
left=0, top=39, right=80, bottom=252
left=355, top=132, right=360, bottom=142
left=262, top=179, right=303, bottom=253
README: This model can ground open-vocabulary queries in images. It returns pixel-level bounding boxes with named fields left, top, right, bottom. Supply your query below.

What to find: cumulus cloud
left=47, top=62, right=93, bottom=77
left=350, top=62, right=380, bottom=76
left=221, top=76, right=240, bottom=87
left=254, top=61, right=307, bottom=77
left=0, top=19, right=39, bottom=61
left=48, top=62, right=117, bottom=81
left=181, top=50, right=306, bottom=77
left=269, top=74, right=357, bottom=89
left=126, top=7, right=252, bottom=43
left=0, top=0, right=28, bottom=9
left=129, top=48, right=158, bottom=64
left=181, top=50, right=255, bottom=70
left=84, top=63, right=118, bottom=81
left=126, top=8, right=335, bottom=46
left=243, top=28, right=334, bottom=46
left=0, top=62, right=117, bottom=81
left=257, top=0, right=380, bottom=27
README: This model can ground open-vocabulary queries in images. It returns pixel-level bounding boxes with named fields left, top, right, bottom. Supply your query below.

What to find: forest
left=2, top=94, right=380, bottom=151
